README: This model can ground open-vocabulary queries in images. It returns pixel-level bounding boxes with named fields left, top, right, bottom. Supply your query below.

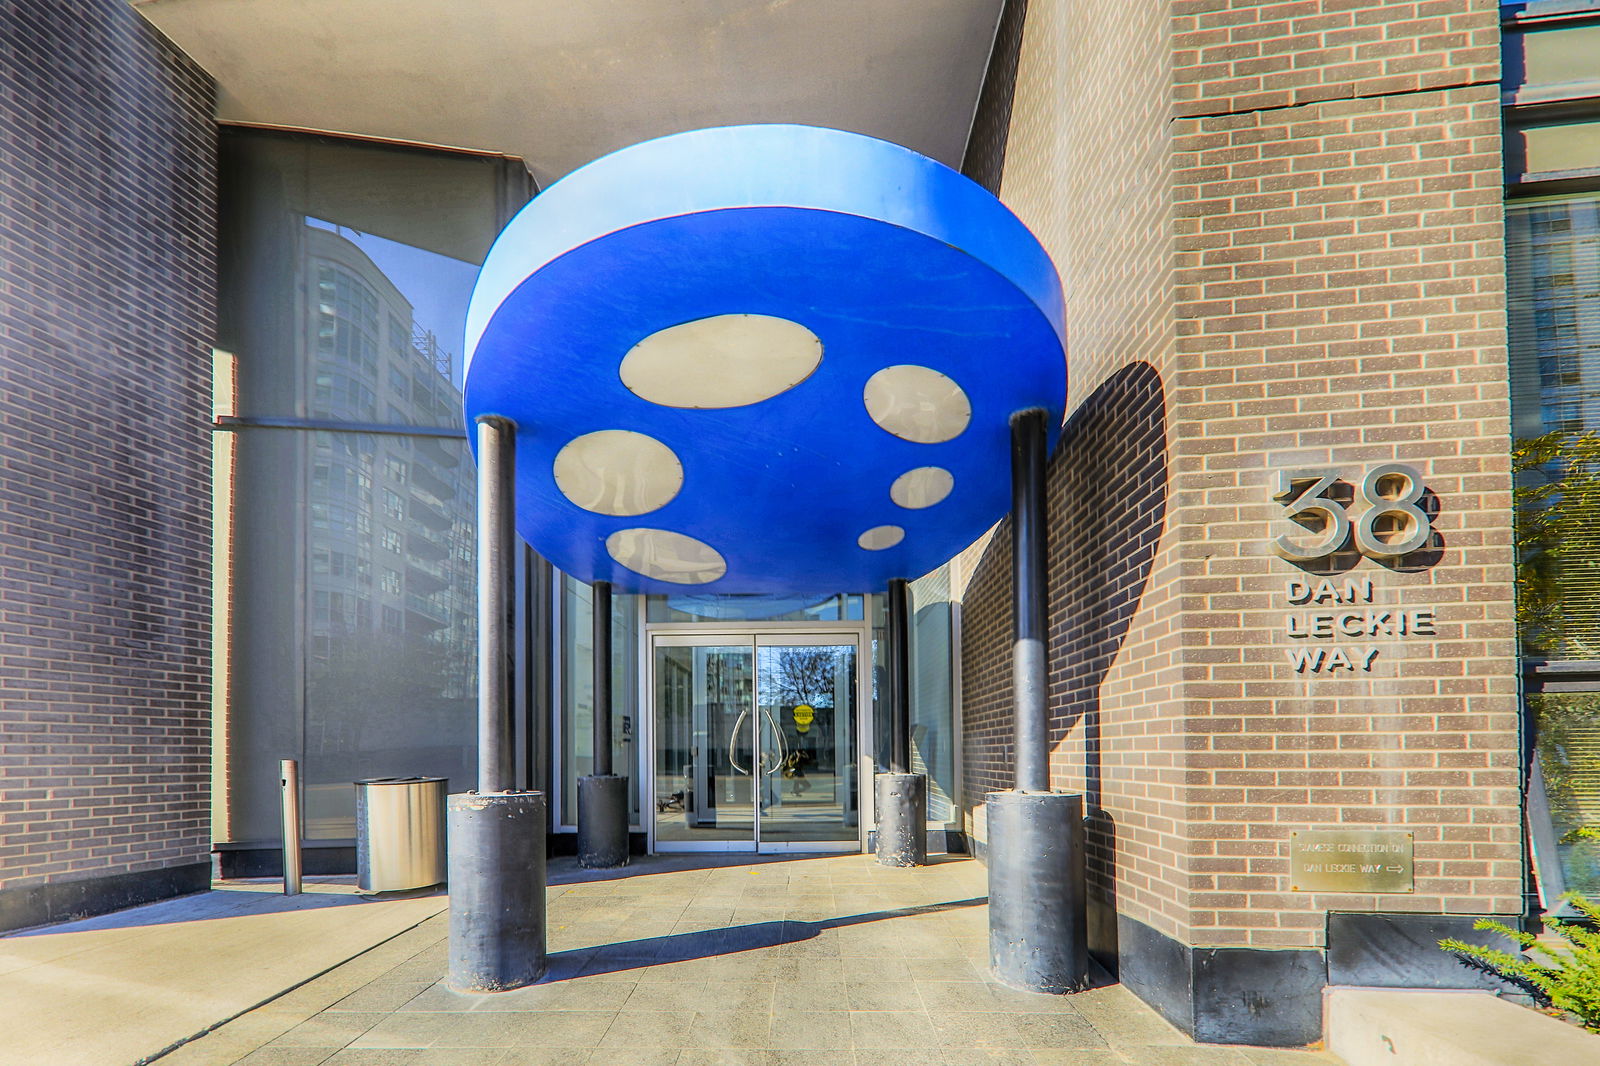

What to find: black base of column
left=577, top=775, right=630, bottom=869
left=874, top=772, right=927, bottom=867
left=447, top=791, right=547, bottom=993
left=987, top=790, right=1088, bottom=993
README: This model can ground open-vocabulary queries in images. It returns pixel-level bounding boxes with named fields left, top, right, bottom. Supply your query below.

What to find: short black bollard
left=576, top=774, right=630, bottom=868
left=875, top=771, right=927, bottom=867
left=447, top=791, right=547, bottom=992
left=987, top=789, right=1088, bottom=993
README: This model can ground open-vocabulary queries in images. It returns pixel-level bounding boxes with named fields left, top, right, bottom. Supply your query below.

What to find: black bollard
left=875, top=771, right=927, bottom=867
left=448, top=792, right=548, bottom=992
left=987, top=790, right=1087, bottom=992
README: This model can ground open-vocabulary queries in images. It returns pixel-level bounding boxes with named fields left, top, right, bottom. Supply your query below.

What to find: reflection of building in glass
left=1509, top=197, right=1600, bottom=438
left=300, top=226, right=476, bottom=834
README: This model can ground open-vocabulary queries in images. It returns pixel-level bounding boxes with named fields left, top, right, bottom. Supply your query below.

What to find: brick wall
left=960, top=0, right=1519, bottom=958
left=0, top=0, right=216, bottom=923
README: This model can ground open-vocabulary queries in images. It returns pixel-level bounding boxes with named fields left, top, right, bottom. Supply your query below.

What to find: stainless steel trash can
left=355, top=776, right=447, bottom=893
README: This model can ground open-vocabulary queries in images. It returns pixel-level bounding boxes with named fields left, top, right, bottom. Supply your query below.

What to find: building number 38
left=1271, top=464, right=1433, bottom=563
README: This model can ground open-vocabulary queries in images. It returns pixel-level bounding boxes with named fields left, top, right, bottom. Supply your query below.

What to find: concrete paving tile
left=917, top=980, right=1001, bottom=1013
left=754, top=957, right=849, bottom=982
left=233, top=1049, right=340, bottom=1066
left=624, top=979, right=712, bottom=1011
left=929, top=1012, right=1028, bottom=1049
left=415, top=1011, right=546, bottom=1048
left=765, top=1052, right=854, bottom=1066
left=493, top=1053, right=592, bottom=1066
left=843, top=978, right=924, bottom=1011
left=705, top=978, right=777, bottom=1013
left=331, top=980, right=436, bottom=1012
left=397, top=982, right=483, bottom=1012
left=1010, top=1014, right=1110, bottom=1051
left=346, top=1013, right=451, bottom=1049
left=515, top=1011, right=619, bottom=1048
left=846, top=1009, right=932, bottom=1049
left=768, top=1009, right=853, bottom=1050
left=773, top=979, right=847, bottom=1011
left=269, top=1012, right=389, bottom=1047
left=856, top=1050, right=945, bottom=1066
left=600, top=1009, right=700, bottom=1048
left=1026, top=1052, right=1130, bottom=1066
left=685, top=1009, right=773, bottom=1048
left=678, top=1048, right=775, bottom=1066
left=587, top=1051, right=683, bottom=1065
left=938, top=1051, right=1039, bottom=1066
left=322, top=1050, right=509, bottom=1066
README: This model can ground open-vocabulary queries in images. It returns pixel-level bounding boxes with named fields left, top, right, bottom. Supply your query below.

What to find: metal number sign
left=1272, top=463, right=1431, bottom=562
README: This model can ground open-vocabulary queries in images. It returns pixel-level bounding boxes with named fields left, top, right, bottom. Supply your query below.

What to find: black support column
left=875, top=577, right=926, bottom=866
left=449, top=415, right=548, bottom=993
left=987, top=408, right=1088, bottom=993
left=577, top=580, right=629, bottom=868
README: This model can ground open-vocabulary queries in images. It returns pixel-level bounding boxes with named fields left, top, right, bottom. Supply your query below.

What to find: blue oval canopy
left=464, top=124, right=1066, bottom=594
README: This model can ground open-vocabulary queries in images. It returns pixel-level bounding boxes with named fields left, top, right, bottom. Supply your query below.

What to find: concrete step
left=1326, top=987, right=1598, bottom=1066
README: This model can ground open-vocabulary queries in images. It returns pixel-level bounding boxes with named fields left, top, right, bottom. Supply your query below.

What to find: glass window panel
left=1531, top=692, right=1600, bottom=896
left=226, top=428, right=478, bottom=841
left=645, top=593, right=863, bottom=623
left=219, top=129, right=512, bottom=427
left=757, top=643, right=859, bottom=843
left=1507, top=192, right=1600, bottom=658
left=910, top=565, right=958, bottom=828
left=560, top=577, right=642, bottom=827
left=653, top=644, right=756, bottom=843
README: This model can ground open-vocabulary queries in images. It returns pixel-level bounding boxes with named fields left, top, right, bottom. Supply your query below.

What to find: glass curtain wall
left=1510, top=191, right=1600, bottom=899
left=216, top=129, right=531, bottom=844
left=559, top=576, right=642, bottom=828
left=1504, top=9, right=1600, bottom=906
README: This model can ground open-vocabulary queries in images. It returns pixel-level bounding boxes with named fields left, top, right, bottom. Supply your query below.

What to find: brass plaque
left=1290, top=830, right=1413, bottom=893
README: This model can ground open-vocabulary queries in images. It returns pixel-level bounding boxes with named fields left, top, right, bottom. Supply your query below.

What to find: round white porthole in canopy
left=552, top=430, right=684, bottom=516
left=606, top=528, right=728, bottom=584
left=463, top=125, right=1067, bottom=593
left=890, top=466, right=955, bottom=510
left=863, top=365, right=972, bottom=444
left=620, top=314, right=823, bottom=408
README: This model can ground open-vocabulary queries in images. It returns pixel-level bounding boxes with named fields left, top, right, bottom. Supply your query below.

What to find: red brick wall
left=958, top=0, right=1519, bottom=951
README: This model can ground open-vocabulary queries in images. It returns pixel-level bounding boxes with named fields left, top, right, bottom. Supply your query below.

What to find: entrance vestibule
left=648, top=630, right=865, bottom=853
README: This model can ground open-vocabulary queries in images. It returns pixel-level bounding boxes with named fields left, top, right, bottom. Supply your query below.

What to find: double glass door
left=652, top=633, right=861, bottom=851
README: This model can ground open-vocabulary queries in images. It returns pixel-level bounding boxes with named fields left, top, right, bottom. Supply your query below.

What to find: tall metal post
left=477, top=415, right=516, bottom=794
left=1011, top=408, right=1049, bottom=793
left=592, top=580, right=613, bottom=777
left=279, top=758, right=302, bottom=896
left=988, top=407, right=1087, bottom=993
left=886, top=577, right=910, bottom=774
left=448, top=414, right=548, bottom=993
left=875, top=577, right=926, bottom=866
left=577, top=580, right=629, bottom=867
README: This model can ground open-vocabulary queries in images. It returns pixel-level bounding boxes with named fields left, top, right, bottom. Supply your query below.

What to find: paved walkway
left=0, top=877, right=445, bottom=1066
left=156, top=855, right=1342, bottom=1066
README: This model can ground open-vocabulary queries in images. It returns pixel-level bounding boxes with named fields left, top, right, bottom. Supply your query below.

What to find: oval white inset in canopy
left=464, top=124, right=1067, bottom=593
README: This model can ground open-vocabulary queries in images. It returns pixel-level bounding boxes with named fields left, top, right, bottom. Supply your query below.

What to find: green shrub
left=1439, top=893, right=1600, bottom=1032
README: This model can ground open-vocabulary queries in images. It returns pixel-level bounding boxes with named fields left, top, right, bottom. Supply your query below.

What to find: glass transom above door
left=651, top=634, right=860, bottom=852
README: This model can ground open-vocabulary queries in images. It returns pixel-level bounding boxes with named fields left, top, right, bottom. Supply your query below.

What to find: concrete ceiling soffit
left=132, top=0, right=1005, bottom=185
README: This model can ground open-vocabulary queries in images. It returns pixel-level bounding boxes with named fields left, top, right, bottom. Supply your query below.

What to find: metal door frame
left=642, top=620, right=871, bottom=855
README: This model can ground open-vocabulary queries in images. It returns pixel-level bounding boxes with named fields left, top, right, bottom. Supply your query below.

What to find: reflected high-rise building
left=299, top=225, right=478, bottom=836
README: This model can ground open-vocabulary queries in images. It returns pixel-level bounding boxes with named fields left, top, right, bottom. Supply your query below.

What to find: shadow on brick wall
left=1050, top=361, right=1168, bottom=968
left=963, top=361, right=1168, bottom=969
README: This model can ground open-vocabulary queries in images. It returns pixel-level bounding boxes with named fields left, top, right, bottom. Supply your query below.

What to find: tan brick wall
left=960, top=0, right=1519, bottom=951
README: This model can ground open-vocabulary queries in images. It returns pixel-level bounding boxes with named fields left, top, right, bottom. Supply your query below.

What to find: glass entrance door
left=651, top=633, right=860, bottom=851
